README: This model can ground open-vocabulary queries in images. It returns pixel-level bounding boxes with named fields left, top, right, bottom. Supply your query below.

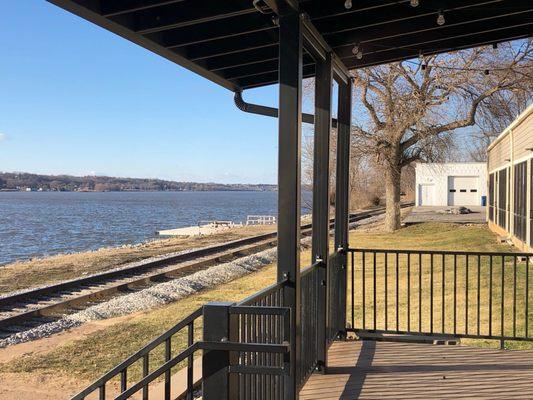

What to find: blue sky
left=0, top=1, right=284, bottom=184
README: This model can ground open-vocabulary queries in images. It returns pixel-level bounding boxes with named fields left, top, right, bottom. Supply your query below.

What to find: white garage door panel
left=448, top=176, right=479, bottom=205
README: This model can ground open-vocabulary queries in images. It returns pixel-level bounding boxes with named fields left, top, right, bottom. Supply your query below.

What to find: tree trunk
left=384, top=162, right=402, bottom=232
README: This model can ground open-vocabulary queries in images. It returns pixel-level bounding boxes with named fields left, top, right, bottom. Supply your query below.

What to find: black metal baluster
left=407, top=253, right=411, bottom=333
left=99, top=384, right=105, bottom=400
left=489, top=256, right=493, bottom=337
left=501, top=255, right=505, bottom=349
left=527, top=257, right=530, bottom=338
left=419, top=253, right=422, bottom=332
left=142, top=354, right=149, bottom=400
left=362, top=251, right=366, bottom=329
left=477, top=255, right=481, bottom=336
left=513, top=256, right=517, bottom=338
left=385, top=252, right=388, bottom=331
left=442, top=254, right=445, bottom=333
left=453, top=254, right=457, bottom=335
left=351, top=251, right=354, bottom=329
left=247, top=312, right=252, bottom=400
left=187, top=322, right=194, bottom=400
left=373, top=252, right=377, bottom=330
left=465, top=255, right=469, bottom=335
left=396, top=252, right=399, bottom=332
left=165, top=337, right=171, bottom=400
left=120, top=369, right=127, bottom=393
left=430, top=253, right=433, bottom=334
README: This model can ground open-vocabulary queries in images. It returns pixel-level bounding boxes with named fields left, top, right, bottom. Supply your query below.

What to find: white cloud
left=0, top=133, right=6, bottom=142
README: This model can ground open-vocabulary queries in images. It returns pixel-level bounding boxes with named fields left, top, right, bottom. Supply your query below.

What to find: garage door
left=448, top=176, right=479, bottom=206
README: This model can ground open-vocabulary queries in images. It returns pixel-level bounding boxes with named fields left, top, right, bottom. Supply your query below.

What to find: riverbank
left=0, top=222, right=518, bottom=399
left=0, top=224, right=273, bottom=294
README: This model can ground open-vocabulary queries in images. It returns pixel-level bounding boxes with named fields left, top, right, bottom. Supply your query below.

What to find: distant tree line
left=0, top=172, right=276, bottom=192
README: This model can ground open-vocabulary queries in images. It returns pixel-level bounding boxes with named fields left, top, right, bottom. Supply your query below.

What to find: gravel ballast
left=0, top=245, right=281, bottom=348
left=0, top=215, right=385, bottom=348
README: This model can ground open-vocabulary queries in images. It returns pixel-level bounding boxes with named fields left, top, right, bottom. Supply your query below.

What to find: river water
left=0, top=191, right=310, bottom=266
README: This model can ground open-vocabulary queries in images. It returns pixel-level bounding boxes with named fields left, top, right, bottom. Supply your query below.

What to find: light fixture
left=436, top=11, right=445, bottom=26
left=356, top=50, right=363, bottom=60
left=352, top=42, right=360, bottom=55
left=344, top=0, right=352, bottom=9
left=410, top=0, right=419, bottom=7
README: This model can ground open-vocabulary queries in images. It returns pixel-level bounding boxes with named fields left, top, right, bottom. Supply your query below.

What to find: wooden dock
left=300, top=340, right=533, bottom=399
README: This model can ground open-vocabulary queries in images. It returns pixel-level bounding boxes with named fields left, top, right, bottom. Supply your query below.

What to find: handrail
left=237, top=278, right=287, bottom=305
left=300, top=261, right=320, bottom=278
left=116, top=342, right=201, bottom=400
left=71, top=307, right=202, bottom=399
left=349, top=247, right=533, bottom=257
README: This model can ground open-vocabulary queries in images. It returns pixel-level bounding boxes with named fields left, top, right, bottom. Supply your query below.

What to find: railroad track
left=0, top=203, right=412, bottom=339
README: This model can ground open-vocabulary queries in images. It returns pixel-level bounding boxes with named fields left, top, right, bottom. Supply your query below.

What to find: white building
left=415, top=163, right=488, bottom=206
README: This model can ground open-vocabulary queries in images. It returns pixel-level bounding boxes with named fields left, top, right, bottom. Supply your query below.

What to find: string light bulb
left=352, top=43, right=360, bottom=55
left=344, top=0, right=352, bottom=9
left=356, top=50, right=363, bottom=60
left=410, top=0, right=419, bottom=7
left=436, top=11, right=445, bottom=26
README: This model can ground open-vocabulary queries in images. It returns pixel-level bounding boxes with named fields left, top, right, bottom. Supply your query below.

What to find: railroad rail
left=0, top=203, right=412, bottom=339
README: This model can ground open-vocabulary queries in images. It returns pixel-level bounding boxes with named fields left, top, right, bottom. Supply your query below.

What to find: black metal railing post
left=331, top=77, right=352, bottom=340
left=277, top=6, right=303, bottom=399
left=312, top=50, right=333, bottom=371
left=202, top=302, right=239, bottom=400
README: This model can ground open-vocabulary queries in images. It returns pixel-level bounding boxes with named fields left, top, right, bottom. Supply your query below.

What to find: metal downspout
left=234, top=90, right=338, bottom=128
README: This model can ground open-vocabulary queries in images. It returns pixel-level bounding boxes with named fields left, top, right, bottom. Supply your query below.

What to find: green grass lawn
left=2, top=222, right=531, bottom=388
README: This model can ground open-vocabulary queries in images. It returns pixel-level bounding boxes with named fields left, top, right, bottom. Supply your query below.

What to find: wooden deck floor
left=300, top=340, right=533, bottom=399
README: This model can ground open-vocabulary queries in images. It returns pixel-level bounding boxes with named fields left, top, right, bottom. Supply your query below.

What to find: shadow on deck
left=300, top=340, right=533, bottom=399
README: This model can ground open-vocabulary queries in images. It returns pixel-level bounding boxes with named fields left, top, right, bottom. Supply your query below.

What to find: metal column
left=277, top=9, right=302, bottom=400
left=333, top=78, right=352, bottom=337
left=202, top=302, right=239, bottom=400
left=312, top=53, right=333, bottom=371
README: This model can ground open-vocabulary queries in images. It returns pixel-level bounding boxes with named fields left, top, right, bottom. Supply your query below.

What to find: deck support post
left=312, top=53, right=333, bottom=372
left=277, top=7, right=302, bottom=399
left=332, top=78, right=352, bottom=338
left=202, top=302, right=239, bottom=400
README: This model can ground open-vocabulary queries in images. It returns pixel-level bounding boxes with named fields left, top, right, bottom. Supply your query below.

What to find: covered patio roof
left=48, top=0, right=532, bottom=91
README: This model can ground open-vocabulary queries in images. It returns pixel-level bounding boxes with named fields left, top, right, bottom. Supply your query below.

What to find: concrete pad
left=404, top=206, right=486, bottom=224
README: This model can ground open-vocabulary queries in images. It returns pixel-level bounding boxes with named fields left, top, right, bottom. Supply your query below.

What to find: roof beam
left=340, top=24, right=532, bottom=69
left=101, top=0, right=188, bottom=17
left=160, top=14, right=276, bottom=49
left=184, top=0, right=522, bottom=70
left=336, top=14, right=533, bottom=61
left=121, top=1, right=257, bottom=35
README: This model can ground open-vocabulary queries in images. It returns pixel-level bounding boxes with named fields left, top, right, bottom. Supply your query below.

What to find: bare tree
left=349, top=40, right=532, bottom=231
left=468, top=88, right=532, bottom=162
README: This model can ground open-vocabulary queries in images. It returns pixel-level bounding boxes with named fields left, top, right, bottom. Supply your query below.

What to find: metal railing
left=236, top=281, right=288, bottom=399
left=72, top=289, right=291, bottom=400
left=298, top=263, right=319, bottom=389
left=347, top=248, right=533, bottom=346
left=72, top=307, right=203, bottom=400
